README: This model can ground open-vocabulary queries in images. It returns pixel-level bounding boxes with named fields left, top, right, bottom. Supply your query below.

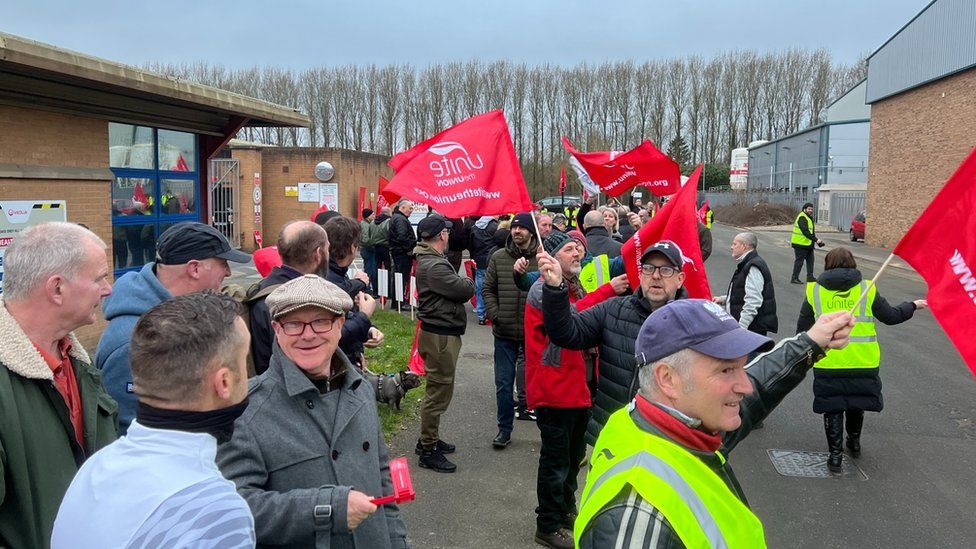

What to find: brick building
left=225, top=142, right=393, bottom=251
left=0, top=32, right=307, bottom=346
left=865, top=0, right=976, bottom=247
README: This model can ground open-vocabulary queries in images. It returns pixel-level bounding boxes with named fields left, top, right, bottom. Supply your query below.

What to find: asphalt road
left=391, top=223, right=976, bottom=548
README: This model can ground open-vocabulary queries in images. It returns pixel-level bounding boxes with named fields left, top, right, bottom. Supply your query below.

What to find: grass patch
left=365, top=309, right=426, bottom=443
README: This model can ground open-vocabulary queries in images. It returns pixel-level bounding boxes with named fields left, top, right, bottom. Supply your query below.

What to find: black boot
left=419, top=447, right=457, bottom=473
left=846, top=410, right=863, bottom=458
left=824, top=413, right=844, bottom=474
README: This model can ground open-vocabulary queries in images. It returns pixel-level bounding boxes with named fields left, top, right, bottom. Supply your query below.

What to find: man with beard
left=543, top=240, right=689, bottom=443
left=53, top=292, right=254, bottom=548
left=249, top=221, right=329, bottom=375
left=482, top=213, right=538, bottom=448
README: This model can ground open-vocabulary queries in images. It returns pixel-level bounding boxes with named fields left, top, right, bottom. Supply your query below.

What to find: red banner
left=385, top=110, right=535, bottom=217
left=893, top=148, right=976, bottom=375
left=407, top=323, right=426, bottom=376
left=620, top=165, right=711, bottom=299
left=697, top=200, right=710, bottom=225
left=559, top=166, right=567, bottom=194
left=377, top=176, right=398, bottom=209
left=561, top=136, right=680, bottom=198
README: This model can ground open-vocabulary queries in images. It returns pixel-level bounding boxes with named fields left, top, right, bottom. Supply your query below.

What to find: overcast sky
left=3, top=0, right=927, bottom=69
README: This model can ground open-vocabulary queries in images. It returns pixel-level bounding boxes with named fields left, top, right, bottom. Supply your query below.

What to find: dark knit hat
left=362, top=208, right=374, bottom=219
left=510, top=212, right=536, bottom=234
left=543, top=231, right=574, bottom=255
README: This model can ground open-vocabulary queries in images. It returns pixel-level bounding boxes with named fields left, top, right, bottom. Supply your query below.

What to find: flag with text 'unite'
left=561, top=137, right=681, bottom=198
left=385, top=110, right=535, bottom=217
left=892, top=148, right=976, bottom=375
left=620, top=165, right=711, bottom=299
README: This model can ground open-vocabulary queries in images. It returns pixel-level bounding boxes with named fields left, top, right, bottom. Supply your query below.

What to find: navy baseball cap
left=156, top=222, right=251, bottom=265
left=417, top=215, right=453, bottom=239
left=634, top=299, right=774, bottom=366
left=640, top=240, right=683, bottom=267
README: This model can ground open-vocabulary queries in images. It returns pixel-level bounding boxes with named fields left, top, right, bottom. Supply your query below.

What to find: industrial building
left=745, top=80, right=871, bottom=227
left=865, top=0, right=976, bottom=247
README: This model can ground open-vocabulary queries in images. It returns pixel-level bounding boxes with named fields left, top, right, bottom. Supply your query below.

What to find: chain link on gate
left=209, top=159, right=241, bottom=248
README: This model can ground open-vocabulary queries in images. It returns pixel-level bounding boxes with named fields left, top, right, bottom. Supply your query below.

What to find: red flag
left=357, top=187, right=367, bottom=221
left=559, top=166, right=567, bottom=194
left=385, top=110, right=535, bottom=217
left=175, top=154, right=190, bottom=172
left=893, top=148, right=976, bottom=374
left=132, top=182, right=148, bottom=206
left=310, top=203, right=329, bottom=222
left=697, top=200, right=710, bottom=225
left=377, top=176, right=398, bottom=208
left=407, top=323, right=426, bottom=376
left=562, top=136, right=680, bottom=198
left=620, top=165, right=711, bottom=299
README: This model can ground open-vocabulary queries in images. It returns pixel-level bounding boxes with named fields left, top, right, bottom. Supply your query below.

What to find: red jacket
left=524, top=278, right=616, bottom=409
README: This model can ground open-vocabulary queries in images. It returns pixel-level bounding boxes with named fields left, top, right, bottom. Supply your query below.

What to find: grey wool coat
left=217, top=346, right=408, bottom=549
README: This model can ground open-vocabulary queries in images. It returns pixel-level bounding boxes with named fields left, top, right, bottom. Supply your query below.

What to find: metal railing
left=209, top=159, right=241, bottom=248
left=829, top=192, right=866, bottom=232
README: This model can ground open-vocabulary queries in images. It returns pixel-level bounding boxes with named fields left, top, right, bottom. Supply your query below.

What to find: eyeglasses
left=279, top=316, right=339, bottom=336
left=639, top=264, right=678, bottom=278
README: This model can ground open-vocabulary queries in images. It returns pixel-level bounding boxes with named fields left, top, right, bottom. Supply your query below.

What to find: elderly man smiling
left=575, top=299, right=855, bottom=548
left=217, top=274, right=408, bottom=549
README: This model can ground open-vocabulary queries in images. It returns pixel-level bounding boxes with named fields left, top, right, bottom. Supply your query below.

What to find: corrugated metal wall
left=866, top=0, right=976, bottom=103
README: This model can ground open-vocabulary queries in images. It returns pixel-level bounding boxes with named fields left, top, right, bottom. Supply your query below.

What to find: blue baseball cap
left=634, top=299, right=774, bottom=366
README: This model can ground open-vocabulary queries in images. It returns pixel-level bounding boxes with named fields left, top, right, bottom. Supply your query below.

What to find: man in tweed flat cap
left=217, top=275, right=409, bottom=549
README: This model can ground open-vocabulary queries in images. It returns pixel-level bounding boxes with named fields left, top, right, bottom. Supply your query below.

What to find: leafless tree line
left=147, top=49, right=865, bottom=194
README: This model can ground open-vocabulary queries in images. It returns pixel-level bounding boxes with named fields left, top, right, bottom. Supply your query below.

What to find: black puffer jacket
left=543, top=284, right=688, bottom=443
left=482, top=233, right=538, bottom=341
left=583, top=226, right=623, bottom=259
left=389, top=210, right=417, bottom=257
left=796, top=267, right=916, bottom=413
left=325, top=258, right=372, bottom=366
left=468, top=217, right=499, bottom=269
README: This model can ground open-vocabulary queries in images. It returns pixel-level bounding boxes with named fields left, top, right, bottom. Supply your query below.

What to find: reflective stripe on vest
left=575, top=408, right=766, bottom=548
left=579, top=254, right=611, bottom=293
left=705, top=209, right=713, bottom=229
left=806, top=281, right=880, bottom=369
left=791, top=212, right=813, bottom=246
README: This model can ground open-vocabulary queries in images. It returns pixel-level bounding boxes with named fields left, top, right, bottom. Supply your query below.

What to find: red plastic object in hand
left=370, top=457, right=415, bottom=506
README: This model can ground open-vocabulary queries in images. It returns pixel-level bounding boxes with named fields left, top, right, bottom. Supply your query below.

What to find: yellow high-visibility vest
left=575, top=407, right=766, bottom=548
left=806, top=281, right=880, bottom=369
left=579, top=254, right=611, bottom=293
left=791, top=212, right=814, bottom=247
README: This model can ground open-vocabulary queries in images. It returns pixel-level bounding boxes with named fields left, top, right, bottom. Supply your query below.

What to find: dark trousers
left=392, top=252, right=412, bottom=307
left=493, top=338, right=523, bottom=433
left=535, top=407, right=589, bottom=534
left=418, top=330, right=462, bottom=447
left=361, top=247, right=377, bottom=296
left=792, top=246, right=815, bottom=280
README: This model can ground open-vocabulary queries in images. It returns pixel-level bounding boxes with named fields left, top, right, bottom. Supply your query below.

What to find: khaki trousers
left=418, top=329, right=462, bottom=447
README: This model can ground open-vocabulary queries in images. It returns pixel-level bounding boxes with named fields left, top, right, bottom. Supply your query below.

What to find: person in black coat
left=580, top=211, right=622, bottom=259
left=389, top=199, right=418, bottom=310
left=796, top=247, right=926, bottom=469
left=468, top=216, right=500, bottom=323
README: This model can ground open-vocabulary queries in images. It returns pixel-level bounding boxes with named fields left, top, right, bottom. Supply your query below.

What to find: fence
left=703, top=189, right=813, bottom=210
left=829, top=191, right=866, bottom=231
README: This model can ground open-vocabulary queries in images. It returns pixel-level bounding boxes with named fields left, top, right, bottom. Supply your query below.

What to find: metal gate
left=209, top=159, right=241, bottom=248
left=829, top=192, right=866, bottom=231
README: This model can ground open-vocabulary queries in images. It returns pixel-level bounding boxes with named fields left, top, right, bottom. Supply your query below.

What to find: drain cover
left=462, top=352, right=492, bottom=360
left=766, top=449, right=868, bottom=480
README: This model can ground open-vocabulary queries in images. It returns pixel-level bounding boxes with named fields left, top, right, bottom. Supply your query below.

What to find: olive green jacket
left=0, top=300, right=118, bottom=549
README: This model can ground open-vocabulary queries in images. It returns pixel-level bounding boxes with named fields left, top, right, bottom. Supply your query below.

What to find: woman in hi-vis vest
left=796, top=247, right=927, bottom=474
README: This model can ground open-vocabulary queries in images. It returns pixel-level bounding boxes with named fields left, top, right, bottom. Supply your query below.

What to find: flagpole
left=848, top=252, right=897, bottom=314
left=530, top=212, right=544, bottom=253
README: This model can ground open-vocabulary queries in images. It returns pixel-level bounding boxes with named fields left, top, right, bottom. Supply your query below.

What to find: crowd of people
left=0, top=194, right=926, bottom=548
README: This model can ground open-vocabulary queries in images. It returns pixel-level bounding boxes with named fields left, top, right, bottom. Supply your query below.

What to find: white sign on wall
left=0, top=201, right=68, bottom=291
left=298, top=182, right=319, bottom=203
left=319, top=183, right=339, bottom=211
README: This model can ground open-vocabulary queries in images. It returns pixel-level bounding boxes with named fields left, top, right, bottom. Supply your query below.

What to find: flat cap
left=266, top=274, right=354, bottom=319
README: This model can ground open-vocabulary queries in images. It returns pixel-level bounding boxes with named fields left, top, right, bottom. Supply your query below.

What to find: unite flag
left=384, top=110, right=535, bottom=217
left=620, top=166, right=711, bottom=299
left=892, top=148, right=976, bottom=375
left=562, top=137, right=681, bottom=198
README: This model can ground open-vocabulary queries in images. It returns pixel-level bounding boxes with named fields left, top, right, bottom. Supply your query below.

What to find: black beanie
left=362, top=208, right=374, bottom=219
left=543, top=231, right=574, bottom=255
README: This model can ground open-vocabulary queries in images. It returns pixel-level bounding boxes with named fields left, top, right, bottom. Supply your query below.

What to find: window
left=109, top=123, right=200, bottom=274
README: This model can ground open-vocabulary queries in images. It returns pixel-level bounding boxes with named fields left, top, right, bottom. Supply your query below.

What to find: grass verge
left=365, top=309, right=426, bottom=443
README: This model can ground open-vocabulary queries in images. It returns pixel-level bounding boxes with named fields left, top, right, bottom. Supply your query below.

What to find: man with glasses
left=542, top=240, right=689, bottom=443
left=413, top=215, right=475, bottom=473
left=217, top=274, right=408, bottom=549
